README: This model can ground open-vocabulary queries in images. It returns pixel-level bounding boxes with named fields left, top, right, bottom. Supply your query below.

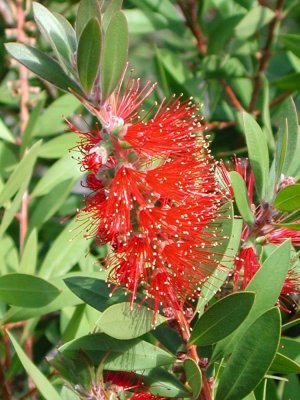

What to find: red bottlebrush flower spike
left=233, top=245, right=260, bottom=290
left=73, top=74, right=226, bottom=320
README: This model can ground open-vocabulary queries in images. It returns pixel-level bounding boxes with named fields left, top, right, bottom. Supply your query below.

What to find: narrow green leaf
left=32, top=2, right=74, bottom=71
left=33, top=94, right=81, bottom=137
left=62, top=304, right=86, bottom=342
left=59, top=333, right=174, bottom=370
left=241, top=112, right=269, bottom=199
left=197, top=215, right=242, bottom=313
left=0, top=273, right=60, bottom=307
left=39, top=133, right=78, bottom=159
left=31, top=154, right=81, bottom=197
left=64, top=276, right=126, bottom=312
left=39, top=219, right=92, bottom=279
left=0, top=182, right=28, bottom=240
left=29, top=179, right=74, bottom=230
left=216, top=308, right=281, bottom=400
left=234, top=6, right=275, bottom=39
left=276, top=98, right=299, bottom=177
left=274, top=184, right=300, bottom=212
left=191, top=292, right=255, bottom=346
left=19, top=229, right=38, bottom=274
left=20, top=97, right=46, bottom=157
left=282, top=317, right=300, bottom=330
left=230, top=171, right=255, bottom=225
left=102, top=0, right=123, bottom=31
left=275, top=118, right=288, bottom=186
left=96, top=302, right=166, bottom=339
left=281, top=34, right=300, bottom=59
left=53, top=12, right=77, bottom=53
left=212, top=240, right=291, bottom=361
left=270, top=353, right=300, bottom=374
left=5, top=43, right=83, bottom=95
left=77, top=17, right=102, bottom=93
left=76, top=0, right=102, bottom=39
left=101, top=11, right=128, bottom=101
left=142, top=367, right=190, bottom=398
left=276, top=222, right=300, bottom=230
left=183, top=358, right=202, bottom=399
left=0, top=141, right=41, bottom=206
left=273, top=73, right=300, bottom=91
left=7, top=332, right=61, bottom=400
left=1, top=287, right=82, bottom=324
left=0, top=117, right=15, bottom=143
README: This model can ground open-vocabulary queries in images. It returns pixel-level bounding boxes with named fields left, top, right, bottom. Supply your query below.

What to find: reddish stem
left=16, top=0, right=30, bottom=255
left=175, top=309, right=212, bottom=400
left=220, top=80, right=244, bottom=112
left=177, top=0, right=207, bottom=55
left=248, top=0, right=285, bottom=112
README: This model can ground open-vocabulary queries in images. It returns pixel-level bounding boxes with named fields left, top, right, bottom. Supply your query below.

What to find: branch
left=248, top=0, right=285, bottom=111
left=177, top=0, right=207, bottom=55
left=220, top=79, right=245, bottom=112
left=16, top=0, right=30, bottom=255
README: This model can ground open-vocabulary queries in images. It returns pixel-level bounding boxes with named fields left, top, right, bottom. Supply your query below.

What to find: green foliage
left=2, top=0, right=300, bottom=398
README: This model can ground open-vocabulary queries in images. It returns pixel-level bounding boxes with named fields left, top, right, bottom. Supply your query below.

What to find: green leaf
left=77, top=17, right=102, bottom=93
left=53, top=12, right=77, bottom=54
left=142, top=367, right=190, bottom=398
left=32, top=2, right=74, bottom=71
left=101, top=11, right=128, bottom=101
left=39, top=219, right=92, bottom=279
left=270, top=353, right=300, bottom=374
left=33, top=94, right=81, bottom=137
left=197, top=213, right=242, bottom=313
left=212, top=240, right=291, bottom=361
left=1, top=286, right=82, bottom=324
left=234, top=6, right=275, bottom=39
left=5, top=43, right=83, bottom=95
left=274, top=184, right=300, bottom=212
left=190, top=292, right=255, bottom=346
left=281, top=34, right=300, bottom=59
left=0, top=117, right=15, bottom=143
left=96, top=302, right=166, bottom=339
left=0, top=273, right=60, bottom=307
left=275, top=119, right=288, bottom=186
left=64, top=276, right=127, bottom=311
left=59, top=333, right=174, bottom=370
left=19, top=229, right=38, bottom=274
left=20, top=97, right=46, bottom=157
left=7, top=332, right=61, bottom=400
left=31, top=154, right=81, bottom=197
left=0, top=182, right=28, bottom=240
left=276, top=222, right=300, bottom=230
left=276, top=98, right=299, bottom=177
left=230, top=171, right=255, bottom=225
left=29, top=179, right=74, bottom=230
left=39, top=133, right=78, bottom=159
left=0, top=141, right=41, bottom=206
left=273, top=73, right=300, bottom=91
left=76, top=0, right=102, bottom=39
left=183, top=358, right=202, bottom=399
left=216, top=307, right=281, bottom=400
left=241, top=112, right=269, bottom=199
left=102, top=0, right=123, bottom=31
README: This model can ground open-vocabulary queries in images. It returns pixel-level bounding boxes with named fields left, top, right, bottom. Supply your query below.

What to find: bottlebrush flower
left=71, top=73, right=225, bottom=319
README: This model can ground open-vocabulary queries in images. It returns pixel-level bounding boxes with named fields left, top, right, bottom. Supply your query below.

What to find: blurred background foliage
left=1, top=0, right=300, bottom=399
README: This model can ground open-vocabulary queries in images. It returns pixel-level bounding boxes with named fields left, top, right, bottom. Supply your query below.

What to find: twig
left=16, top=0, right=29, bottom=255
left=248, top=0, right=285, bottom=111
left=177, top=0, right=207, bottom=55
left=175, top=309, right=212, bottom=400
left=220, top=79, right=244, bottom=112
